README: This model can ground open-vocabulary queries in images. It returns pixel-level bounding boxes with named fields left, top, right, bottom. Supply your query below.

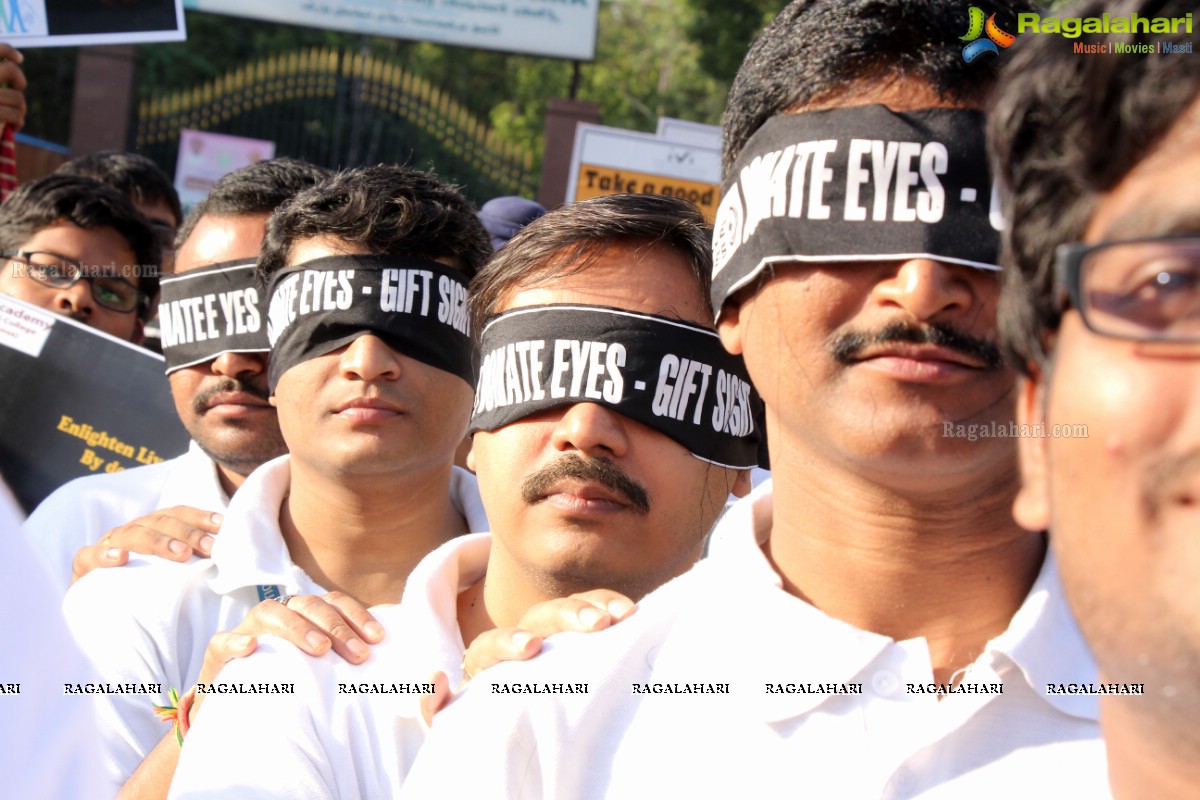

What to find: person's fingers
left=197, top=631, right=257, bottom=685
left=419, top=671, right=452, bottom=728
left=101, top=508, right=223, bottom=561
left=512, top=591, right=637, bottom=639
left=190, top=631, right=257, bottom=721
left=461, top=628, right=541, bottom=683
left=70, top=544, right=130, bottom=583
left=318, top=591, right=386, bottom=643
left=0, top=88, right=25, bottom=129
left=233, top=596, right=374, bottom=664
left=281, top=595, right=373, bottom=663
left=0, top=43, right=25, bottom=65
left=0, top=60, right=28, bottom=90
left=565, top=589, right=638, bottom=622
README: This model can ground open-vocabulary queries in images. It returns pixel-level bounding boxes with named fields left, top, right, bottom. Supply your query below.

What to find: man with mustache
left=401, top=2, right=1107, bottom=796
left=992, top=1, right=1200, bottom=795
left=166, top=193, right=756, bottom=799
left=62, top=163, right=492, bottom=798
left=22, top=158, right=329, bottom=593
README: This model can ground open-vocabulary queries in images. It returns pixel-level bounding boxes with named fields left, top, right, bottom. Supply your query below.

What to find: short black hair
left=175, top=158, right=332, bottom=250
left=0, top=174, right=162, bottom=318
left=722, top=0, right=1037, bottom=177
left=258, top=164, right=491, bottom=285
left=990, top=0, right=1200, bottom=376
left=56, top=150, right=183, bottom=228
left=469, top=193, right=713, bottom=337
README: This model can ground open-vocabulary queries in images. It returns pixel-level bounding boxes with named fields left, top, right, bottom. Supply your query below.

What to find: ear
left=465, top=439, right=477, bottom=474
left=1013, top=374, right=1051, bottom=532
left=268, top=392, right=278, bottom=408
left=717, top=301, right=745, bottom=356
left=731, top=468, right=753, bottom=498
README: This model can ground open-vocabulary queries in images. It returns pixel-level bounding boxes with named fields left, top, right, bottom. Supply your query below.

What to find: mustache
left=829, top=320, right=1005, bottom=369
left=521, top=453, right=651, bottom=515
left=191, top=377, right=270, bottom=414
left=1142, top=448, right=1200, bottom=521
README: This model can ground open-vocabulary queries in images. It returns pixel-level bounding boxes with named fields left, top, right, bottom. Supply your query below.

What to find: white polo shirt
left=167, top=532, right=492, bottom=800
left=23, top=441, right=228, bottom=594
left=63, top=455, right=488, bottom=798
left=402, top=480, right=1109, bottom=799
left=0, top=479, right=106, bottom=800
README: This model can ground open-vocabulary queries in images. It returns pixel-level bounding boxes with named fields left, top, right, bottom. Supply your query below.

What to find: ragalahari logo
left=960, top=6, right=1017, bottom=62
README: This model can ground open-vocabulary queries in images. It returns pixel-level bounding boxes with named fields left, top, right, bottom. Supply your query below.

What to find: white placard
left=656, top=117, right=721, bottom=150
left=565, top=123, right=722, bottom=220
left=0, top=294, right=54, bottom=358
left=185, top=0, right=600, bottom=61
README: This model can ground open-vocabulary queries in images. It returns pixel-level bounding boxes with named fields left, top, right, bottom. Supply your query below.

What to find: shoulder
left=64, top=554, right=213, bottom=638
left=27, top=459, right=178, bottom=520
left=458, top=563, right=713, bottom=714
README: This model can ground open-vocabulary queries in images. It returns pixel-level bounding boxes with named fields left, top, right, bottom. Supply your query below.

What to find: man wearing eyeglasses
left=21, top=159, right=328, bottom=594
left=0, top=173, right=160, bottom=343
left=992, top=1, right=1199, bottom=796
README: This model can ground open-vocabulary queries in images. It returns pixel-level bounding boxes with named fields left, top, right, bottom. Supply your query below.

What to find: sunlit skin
left=459, top=241, right=750, bottom=646
left=269, top=235, right=474, bottom=608
left=0, top=221, right=145, bottom=342
left=713, top=80, right=1038, bottom=687
left=167, top=213, right=284, bottom=495
left=1014, top=101, right=1200, bottom=799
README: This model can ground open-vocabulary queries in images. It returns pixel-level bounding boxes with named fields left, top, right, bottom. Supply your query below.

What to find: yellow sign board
left=573, top=165, right=719, bottom=222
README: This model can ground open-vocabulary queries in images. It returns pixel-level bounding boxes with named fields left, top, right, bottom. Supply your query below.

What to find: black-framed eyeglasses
left=1055, top=235, right=1200, bottom=343
left=4, top=250, right=144, bottom=313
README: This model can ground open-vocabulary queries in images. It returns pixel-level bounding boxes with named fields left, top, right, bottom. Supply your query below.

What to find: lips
left=540, top=479, right=627, bottom=506
left=538, top=480, right=631, bottom=515
left=854, top=343, right=987, bottom=369
left=851, top=342, right=991, bottom=382
left=521, top=453, right=652, bottom=515
left=334, top=396, right=405, bottom=422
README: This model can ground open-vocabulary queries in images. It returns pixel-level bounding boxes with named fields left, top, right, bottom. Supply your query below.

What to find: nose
left=211, top=351, right=267, bottom=381
left=871, top=259, right=975, bottom=323
left=52, top=280, right=95, bottom=319
left=549, top=402, right=631, bottom=460
left=339, top=334, right=403, bottom=382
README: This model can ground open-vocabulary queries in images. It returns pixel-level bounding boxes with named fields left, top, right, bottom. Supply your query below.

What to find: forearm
left=118, top=733, right=181, bottom=800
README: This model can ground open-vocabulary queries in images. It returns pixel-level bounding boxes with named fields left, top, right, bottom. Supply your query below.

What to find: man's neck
left=215, top=463, right=249, bottom=498
left=765, top=442, right=1044, bottom=685
left=280, top=461, right=468, bottom=607
left=1104, top=698, right=1200, bottom=799
left=457, top=541, right=561, bottom=649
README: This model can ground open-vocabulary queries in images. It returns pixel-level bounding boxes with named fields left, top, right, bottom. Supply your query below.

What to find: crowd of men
left=0, top=0, right=1196, bottom=797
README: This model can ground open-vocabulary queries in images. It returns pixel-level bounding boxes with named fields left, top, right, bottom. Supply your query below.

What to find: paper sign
left=174, top=129, right=276, bottom=212
left=565, top=123, right=722, bottom=222
left=1, top=0, right=186, bottom=48
left=184, top=0, right=599, bottom=61
left=0, top=295, right=189, bottom=513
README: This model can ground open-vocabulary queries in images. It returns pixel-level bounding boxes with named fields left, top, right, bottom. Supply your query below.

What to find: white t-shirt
left=402, top=480, right=1109, bottom=799
left=23, top=441, right=228, bottom=594
left=63, top=455, right=488, bottom=797
left=0, top=478, right=106, bottom=799
left=168, top=533, right=492, bottom=799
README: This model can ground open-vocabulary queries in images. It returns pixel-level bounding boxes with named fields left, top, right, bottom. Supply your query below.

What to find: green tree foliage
left=684, top=0, right=785, bottom=83
left=25, top=1, right=761, bottom=166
